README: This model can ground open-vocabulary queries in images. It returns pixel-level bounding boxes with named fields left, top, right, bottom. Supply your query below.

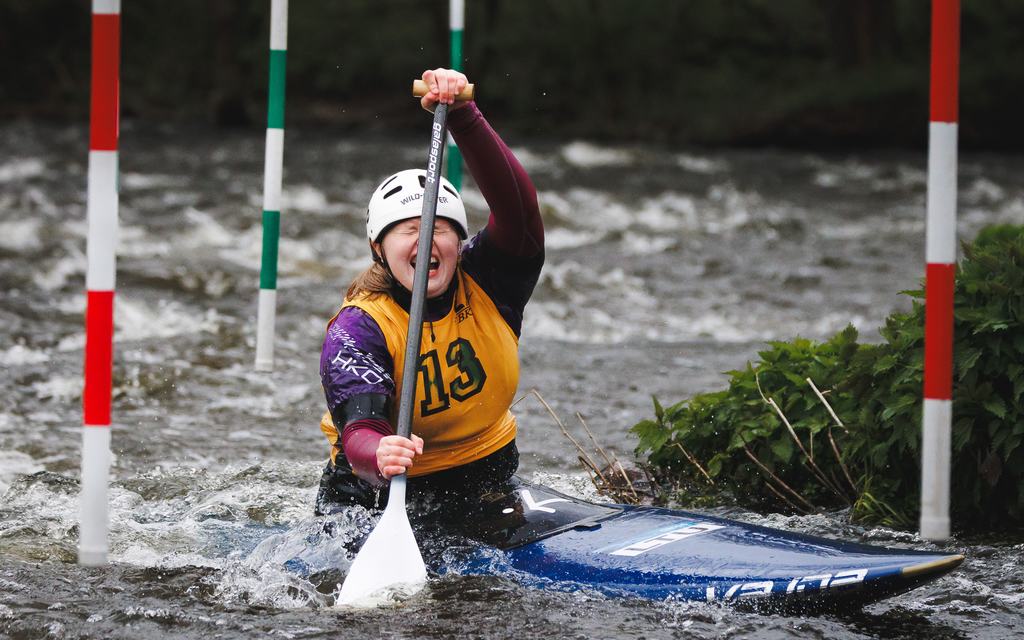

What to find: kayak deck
left=438, top=480, right=963, bottom=609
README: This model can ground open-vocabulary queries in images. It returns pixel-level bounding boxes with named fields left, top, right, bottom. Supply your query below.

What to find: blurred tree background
left=2, top=0, right=1022, bottom=149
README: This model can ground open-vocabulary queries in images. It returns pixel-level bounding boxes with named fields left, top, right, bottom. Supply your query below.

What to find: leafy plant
left=633, top=225, right=1024, bottom=530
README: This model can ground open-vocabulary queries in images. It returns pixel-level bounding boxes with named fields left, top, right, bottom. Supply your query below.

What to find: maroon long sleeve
left=341, top=417, right=391, bottom=486
left=448, top=102, right=543, bottom=257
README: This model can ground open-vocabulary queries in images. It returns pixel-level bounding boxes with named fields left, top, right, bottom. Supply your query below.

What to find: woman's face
left=375, top=218, right=461, bottom=298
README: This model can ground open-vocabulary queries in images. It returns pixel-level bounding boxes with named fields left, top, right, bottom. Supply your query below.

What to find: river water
left=1, top=120, right=1022, bottom=638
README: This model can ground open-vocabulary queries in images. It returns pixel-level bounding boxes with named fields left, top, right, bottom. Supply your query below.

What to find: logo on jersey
left=331, top=353, right=387, bottom=385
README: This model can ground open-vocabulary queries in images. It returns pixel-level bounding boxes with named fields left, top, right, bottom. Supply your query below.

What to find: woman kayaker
left=315, top=68, right=544, bottom=515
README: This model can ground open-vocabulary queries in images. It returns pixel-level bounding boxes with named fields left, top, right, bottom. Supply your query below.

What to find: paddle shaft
left=393, top=102, right=449, bottom=441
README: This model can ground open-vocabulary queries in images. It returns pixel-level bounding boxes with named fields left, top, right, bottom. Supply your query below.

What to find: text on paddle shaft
left=426, top=121, right=443, bottom=184
left=417, top=337, right=487, bottom=416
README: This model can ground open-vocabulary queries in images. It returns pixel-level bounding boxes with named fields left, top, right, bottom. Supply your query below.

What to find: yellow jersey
left=320, top=271, right=519, bottom=476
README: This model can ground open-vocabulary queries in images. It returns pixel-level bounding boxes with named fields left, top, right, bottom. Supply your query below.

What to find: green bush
left=633, top=225, right=1024, bottom=530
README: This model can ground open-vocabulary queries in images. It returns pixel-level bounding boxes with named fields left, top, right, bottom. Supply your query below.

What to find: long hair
left=345, top=262, right=394, bottom=300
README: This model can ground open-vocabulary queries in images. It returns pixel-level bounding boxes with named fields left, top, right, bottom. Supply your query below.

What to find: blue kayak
left=433, top=479, right=963, bottom=609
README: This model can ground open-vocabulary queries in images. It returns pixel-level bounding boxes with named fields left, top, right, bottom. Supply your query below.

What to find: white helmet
left=365, top=169, right=468, bottom=242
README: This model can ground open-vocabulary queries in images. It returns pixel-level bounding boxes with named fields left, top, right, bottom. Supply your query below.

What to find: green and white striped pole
left=255, top=0, right=288, bottom=372
left=446, top=0, right=465, bottom=190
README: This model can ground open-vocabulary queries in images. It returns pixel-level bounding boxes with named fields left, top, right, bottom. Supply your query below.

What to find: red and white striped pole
left=921, top=0, right=960, bottom=541
left=80, top=0, right=120, bottom=566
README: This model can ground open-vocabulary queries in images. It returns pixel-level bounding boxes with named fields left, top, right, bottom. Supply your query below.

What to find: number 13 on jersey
left=417, top=337, right=487, bottom=416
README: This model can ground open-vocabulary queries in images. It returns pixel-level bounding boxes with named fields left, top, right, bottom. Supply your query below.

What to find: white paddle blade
left=336, top=479, right=427, bottom=607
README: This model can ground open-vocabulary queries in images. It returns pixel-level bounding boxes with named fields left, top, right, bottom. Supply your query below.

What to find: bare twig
left=757, top=370, right=850, bottom=504
left=533, top=389, right=601, bottom=472
left=580, top=457, right=604, bottom=490
left=577, top=412, right=641, bottom=503
left=806, top=377, right=850, bottom=433
left=740, top=440, right=816, bottom=512
left=640, top=464, right=661, bottom=501
left=576, top=412, right=615, bottom=470
left=613, top=454, right=641, bottom=501
left=510, top=392, right=530, bottom=409
left=577, top=454, right=605, bottom=482
left=826, top=427, right=858, bottom=497
left=764, top=478, right=807, bottom=513
left=533, top=389, right=621, bottom=493
left=754, top=368, right=769, bottom=403
left=806, top=378, right=859, bottom=496
left=672, top=442, right=716, bottom=486
left=767, top=397, right=849, bottom=504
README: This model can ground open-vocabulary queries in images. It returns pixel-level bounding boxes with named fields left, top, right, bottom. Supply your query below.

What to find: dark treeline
left=3, top=0, right=1023, bottom=149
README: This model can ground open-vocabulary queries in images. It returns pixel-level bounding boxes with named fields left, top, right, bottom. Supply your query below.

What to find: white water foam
left=119, top=224, right=172, bottom=257
left=180, top=207, right=240, bottom=248
left=218, top=223, right=322, bottom=280
left=561, top=141, right=633, bottom=168
left=22, top=185, right=63, bottom=218
left=961, top=177, right=1006, bottom=205
left=620, top=231, right=677, bottom=255
left=635, top=193, right=700, bottom=231
left=704, top=183, right=757, bottom=233
left=962, top=195, right=1024, bottom=235
left=543, top=227, right=607, bottom=250
left=31, top=376, right=80, bottom=402
left=529, top=471, right=613, bottom=504
left=33, top=243, right=86, bottom=291
left=121, top=172, right=188, bottom=190
left=538, top=183, right=782, bottom=243
left=55, top=297, right=223, bottom=351
left=281, top=184, right=345, bottom=215
left=808, top=155, right=927, bottom=193
left=538, top=188, right=633, bottom=231
left=0, top=471, right=78, bottom=546
left=526, top=294, right=858, bottom=344
left=0, top=450, right=44, bottom=494
left=0, top=343, right=50, bottom=366
left=0, top=219, right=43, bottom=252
left=676, top=153, right=728, bottom=175
left=811, top=158, right=878, bottom=188
left=116, top=297, right=223, bottom=342
left=509, top=146, right=559, bottom=174
left=0, top=158, right=45, bottom=183
left=528, top=260, right=787, bottom=343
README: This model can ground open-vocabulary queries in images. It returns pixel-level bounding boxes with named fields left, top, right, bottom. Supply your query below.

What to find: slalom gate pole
left=446, top=0, right=465, bottom=190
left=920, top=0, right=960, bottom=542
left=255, top=0, right=289, bottom=372
left=80, top=0, right=121, bottom=566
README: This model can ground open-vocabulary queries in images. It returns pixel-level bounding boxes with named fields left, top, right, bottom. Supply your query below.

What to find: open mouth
left=411, top=257, right=441, bottom=270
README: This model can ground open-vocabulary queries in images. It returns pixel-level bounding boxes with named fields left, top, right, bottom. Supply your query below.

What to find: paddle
left=336, top=79, right=473, bottom=606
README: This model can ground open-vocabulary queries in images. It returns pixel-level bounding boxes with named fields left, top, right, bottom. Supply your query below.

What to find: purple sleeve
left=320, top=306, right=397, bottom=481
left=320, top=305, right=395, bottom=418
left=448, top=103, right=545, bottom=336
